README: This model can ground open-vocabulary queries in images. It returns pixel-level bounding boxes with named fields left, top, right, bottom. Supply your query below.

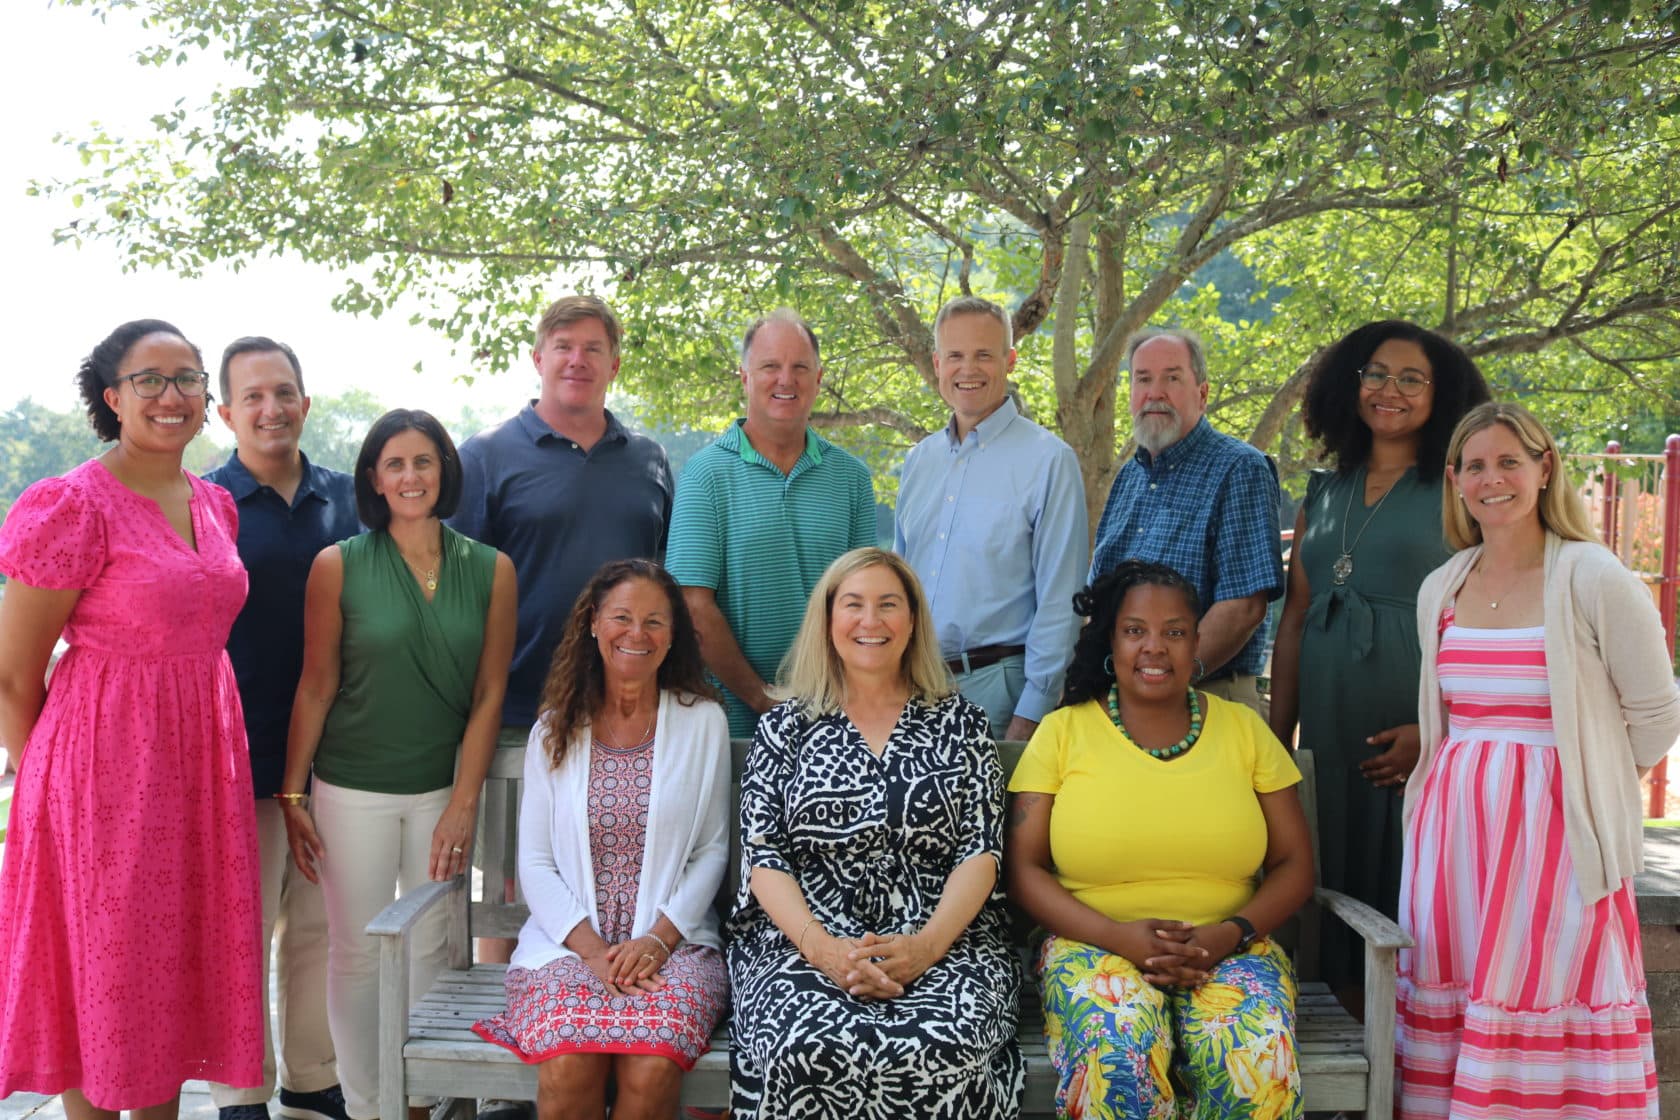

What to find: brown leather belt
left=945, top=644, right=1027, bottom=676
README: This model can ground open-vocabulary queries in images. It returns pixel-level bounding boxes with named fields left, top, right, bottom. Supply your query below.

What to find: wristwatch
left=1222, top=915, right=1258, bottom=951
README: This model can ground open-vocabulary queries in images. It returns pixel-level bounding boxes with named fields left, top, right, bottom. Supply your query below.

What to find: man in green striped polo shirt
left=667, top=309, right=877, bottom=736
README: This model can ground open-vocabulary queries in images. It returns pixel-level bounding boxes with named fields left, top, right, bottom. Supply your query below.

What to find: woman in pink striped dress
left=1399, top=402, right=1680, bottom=1120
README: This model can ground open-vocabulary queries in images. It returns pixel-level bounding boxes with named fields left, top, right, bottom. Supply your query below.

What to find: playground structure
left=1578, top=436, right=1680, bottom=819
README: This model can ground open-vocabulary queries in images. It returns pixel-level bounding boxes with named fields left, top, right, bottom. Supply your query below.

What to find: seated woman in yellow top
left=1005, top=559, right=1314, bottom=1120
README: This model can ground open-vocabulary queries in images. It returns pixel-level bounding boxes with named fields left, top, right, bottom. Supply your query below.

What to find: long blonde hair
left=774, top=548, right=954, bottom=715
left=1442, top=402, right=1597, bottom=550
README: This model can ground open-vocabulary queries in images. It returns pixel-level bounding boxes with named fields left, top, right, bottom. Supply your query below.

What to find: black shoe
left=219, top=1107, right=271, bottom=1120
left=476, top=1101, right=533, bottom=1120
left=277, top=1085, right=350, bottom=1120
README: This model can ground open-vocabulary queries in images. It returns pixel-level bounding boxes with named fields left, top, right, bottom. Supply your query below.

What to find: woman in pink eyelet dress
left=1398, top=403, right=1678, bottom=1120
left=0, top=320, right=263, bottom=1117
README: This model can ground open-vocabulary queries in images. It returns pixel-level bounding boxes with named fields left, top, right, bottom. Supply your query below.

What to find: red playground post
left=1652, top=435, right=1679, bottom=819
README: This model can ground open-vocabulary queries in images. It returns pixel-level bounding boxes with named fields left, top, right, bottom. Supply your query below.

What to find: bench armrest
left=371, top=876, right=465, bottom=1120
left=1314, top=886, right=1407, bottom=1120
left=366, top=878, right=460, bottom=938
left=1314, top=886, right=1411, bottom=950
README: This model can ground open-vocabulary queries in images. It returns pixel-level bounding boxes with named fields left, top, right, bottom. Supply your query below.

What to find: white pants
left=210, top=799, right=339, bottom=1106
left=310, top=779, right=451, bottom=1120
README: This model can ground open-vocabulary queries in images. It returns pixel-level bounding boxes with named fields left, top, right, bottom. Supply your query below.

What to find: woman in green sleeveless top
left=1269, top=322, right=1488, bottom=1008
left=277, top=409, right=517, bottom=1120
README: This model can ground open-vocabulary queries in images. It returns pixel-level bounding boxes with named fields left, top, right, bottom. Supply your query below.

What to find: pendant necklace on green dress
left=1107, top=683, right=1203, bottom=759
left=1332, top=470, right=1398, bottom=586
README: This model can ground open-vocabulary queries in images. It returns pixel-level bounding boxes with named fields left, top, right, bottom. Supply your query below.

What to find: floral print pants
left=1037, top=934, right=1302, bottom=1120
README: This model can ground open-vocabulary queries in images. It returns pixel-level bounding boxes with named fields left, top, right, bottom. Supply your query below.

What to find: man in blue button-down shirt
left=895, top=297, right=1087, bottom=742
left=204, top=337, right=359, bottom=1120
left=1089, top=328, right=1284, bottom=715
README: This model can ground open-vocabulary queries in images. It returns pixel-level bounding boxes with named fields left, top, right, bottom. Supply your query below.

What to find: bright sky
left=1, top=3, right=534, bottom=446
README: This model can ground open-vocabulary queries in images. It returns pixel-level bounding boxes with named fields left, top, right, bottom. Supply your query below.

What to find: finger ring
left=451, top=845, right=464, bottom=853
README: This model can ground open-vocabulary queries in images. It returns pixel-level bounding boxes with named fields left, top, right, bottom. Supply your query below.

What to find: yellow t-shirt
left=1008, top=694, right=1301, bottom=927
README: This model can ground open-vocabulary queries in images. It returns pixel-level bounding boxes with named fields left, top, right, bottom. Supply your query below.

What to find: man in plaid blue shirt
left=1089, top=328, right=1284, bottom=714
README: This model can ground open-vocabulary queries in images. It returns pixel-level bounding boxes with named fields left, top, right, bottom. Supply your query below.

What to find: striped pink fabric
left=1395, top=613, right=1657, bottom=1120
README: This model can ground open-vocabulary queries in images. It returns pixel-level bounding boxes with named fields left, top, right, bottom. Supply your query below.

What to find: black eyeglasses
left=117, top=371, right=212, bottom=399
left=1357, top=365, right=1431, bottom=397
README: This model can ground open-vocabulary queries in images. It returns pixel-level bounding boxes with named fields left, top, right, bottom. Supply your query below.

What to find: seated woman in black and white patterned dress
left=727, top=547, right=1024, bottom=1119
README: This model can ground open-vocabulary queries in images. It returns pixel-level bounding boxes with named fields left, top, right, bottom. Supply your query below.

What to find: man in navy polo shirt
left=451, top=293, right=674, bottom=725
left=205, top=337, right=359, bottom=1120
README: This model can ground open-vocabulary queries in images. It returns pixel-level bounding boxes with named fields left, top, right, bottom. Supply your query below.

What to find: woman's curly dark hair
left=1302, top=320, right=1490, bottom=481
left=77, top=319, right=204, bottom=441
left=536, top=559, right=717, bottom=768
left=1062, top=560, right=1202, bottom=708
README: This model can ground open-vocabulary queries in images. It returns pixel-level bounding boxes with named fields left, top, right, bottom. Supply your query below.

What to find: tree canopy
left=46, top=0, right=1680, bottom=517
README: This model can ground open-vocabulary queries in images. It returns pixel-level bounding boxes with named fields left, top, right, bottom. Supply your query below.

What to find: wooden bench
left=371, top=732, right=1410, bottom=1118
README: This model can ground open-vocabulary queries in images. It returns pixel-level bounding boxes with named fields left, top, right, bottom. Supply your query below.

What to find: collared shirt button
left=946, top=495, right=955, bottom=502
left=938, top=532, right=946, bottom=540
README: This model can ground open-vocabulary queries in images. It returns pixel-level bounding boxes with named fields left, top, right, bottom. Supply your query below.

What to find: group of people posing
left=0, top=293, right=1671, bottom=1120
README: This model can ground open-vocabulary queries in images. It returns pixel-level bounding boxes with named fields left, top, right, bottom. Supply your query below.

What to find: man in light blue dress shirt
left=895, top=296, right=1088, bottom=742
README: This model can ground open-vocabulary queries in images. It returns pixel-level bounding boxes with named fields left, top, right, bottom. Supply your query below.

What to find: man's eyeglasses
left=1357, top=366, right=1431, bottom=397
left=117, top=371, right=212, bottom=399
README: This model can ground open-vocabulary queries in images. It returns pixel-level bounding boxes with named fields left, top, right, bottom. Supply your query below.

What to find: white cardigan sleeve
left=651, top=699, right=732, bottom=941
left=516, top=722, right=591, bottom=948
left=1576, top=550, right=1680, bottom=768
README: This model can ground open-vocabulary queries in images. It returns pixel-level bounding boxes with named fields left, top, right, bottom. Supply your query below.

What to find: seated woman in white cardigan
left=473, top=559, right=730, bottom=1120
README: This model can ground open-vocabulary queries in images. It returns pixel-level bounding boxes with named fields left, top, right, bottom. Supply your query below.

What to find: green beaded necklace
left=1106, top=683, right=1203, bottom=759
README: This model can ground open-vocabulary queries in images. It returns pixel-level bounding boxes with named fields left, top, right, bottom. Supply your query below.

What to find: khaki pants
left=210, top=799, right=339, bottom=1106
left=1201, top=673, right=1268, bottom=721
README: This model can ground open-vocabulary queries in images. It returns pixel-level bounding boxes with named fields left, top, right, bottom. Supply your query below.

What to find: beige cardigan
left=1407, top=532, right=1680, bottom=904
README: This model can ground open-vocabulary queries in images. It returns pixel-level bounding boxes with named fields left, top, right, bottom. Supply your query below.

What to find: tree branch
left=813, top=224, right=936, bottom=387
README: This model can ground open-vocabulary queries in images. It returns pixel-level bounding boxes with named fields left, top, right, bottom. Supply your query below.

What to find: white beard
left=1133, top=407, right=1183, bottom=454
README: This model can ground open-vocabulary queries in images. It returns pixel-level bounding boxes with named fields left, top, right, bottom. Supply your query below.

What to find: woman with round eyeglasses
left=1267, top=320, right=1488, bottom=1009
left=0, top=320, right=266, bottom=1115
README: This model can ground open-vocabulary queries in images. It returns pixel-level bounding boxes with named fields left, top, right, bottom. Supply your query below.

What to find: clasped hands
left=809, top=927, right=937, bottom=1001
left=1116, top=918, right=1242, bottom=988
left=580, top=934, right=672, bottom=998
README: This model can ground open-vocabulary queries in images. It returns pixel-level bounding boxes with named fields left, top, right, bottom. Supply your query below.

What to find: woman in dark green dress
left=1269, top=321, right=1488, bottom=1006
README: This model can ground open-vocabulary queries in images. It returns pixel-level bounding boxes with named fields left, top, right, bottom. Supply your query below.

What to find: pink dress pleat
left=0, top=460, right=264, bottom=1108
left=1396, top=610, right=1657, bottom=1119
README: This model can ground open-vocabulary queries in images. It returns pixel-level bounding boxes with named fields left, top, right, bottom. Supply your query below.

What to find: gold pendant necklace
left=399, top=541, right=441, bottom=592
